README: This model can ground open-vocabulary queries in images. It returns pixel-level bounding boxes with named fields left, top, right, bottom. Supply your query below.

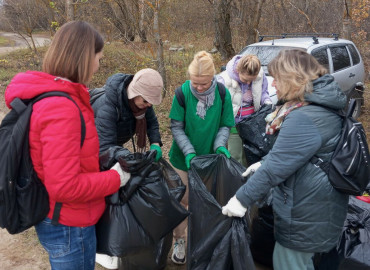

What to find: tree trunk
left=139, top=0, right=147, bottom=42
left=342, top=0, right=352, bottom=40
left=245, top=0, right=264, bottom=45
left=66, top=0, right=74, bottom=21
left=213, top=0, right=235, bottom=61
left=153, top=1, right=167, bottom=96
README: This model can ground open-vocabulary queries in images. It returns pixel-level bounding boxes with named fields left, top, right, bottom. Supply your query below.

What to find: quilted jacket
left=236, top=75, right=349, bottom=253
left=5, top=71, right=120, bottom=227
left=90, top=73, right=162, bottom=153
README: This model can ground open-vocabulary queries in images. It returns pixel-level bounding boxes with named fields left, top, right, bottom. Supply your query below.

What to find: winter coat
left=5, top=71, right=120, bottom=227
left=235, top=74, right=349, bottom=253
left=90, top=73, right=162, bottom=153
left=217, top=55, right=270, bottom=117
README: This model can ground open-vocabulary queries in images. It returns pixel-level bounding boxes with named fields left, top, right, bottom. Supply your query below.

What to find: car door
left=327, top=45, right=353, bottom=94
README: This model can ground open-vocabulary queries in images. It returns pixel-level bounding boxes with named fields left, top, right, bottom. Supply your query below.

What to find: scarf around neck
left=265, top=101, right=308, bottom=135
left=190, top=77, right=217, bottom=119
left=129, top=98, right=148, bottom=152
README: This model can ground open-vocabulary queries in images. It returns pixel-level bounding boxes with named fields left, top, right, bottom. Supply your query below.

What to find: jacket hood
left=304, top=74, right=347, bottom=110
left=226, top=55, right=243, bottom=83
left=5, top=71, right=89, bottom=109
left=104, top=73, right=134, bottom=109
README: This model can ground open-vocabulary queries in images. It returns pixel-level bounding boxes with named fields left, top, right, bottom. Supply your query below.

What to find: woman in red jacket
left=5, top=21, right=130, bottom=270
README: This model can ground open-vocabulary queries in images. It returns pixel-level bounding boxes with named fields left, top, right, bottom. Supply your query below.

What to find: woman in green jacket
left=168, top=50, right=235, bottom=264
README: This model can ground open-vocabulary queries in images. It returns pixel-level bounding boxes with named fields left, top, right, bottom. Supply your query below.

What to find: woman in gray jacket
left=222, top=49, right=349, bottom=270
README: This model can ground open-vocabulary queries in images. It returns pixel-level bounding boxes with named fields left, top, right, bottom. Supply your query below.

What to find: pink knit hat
left=127, top=68, right=163, bottom=105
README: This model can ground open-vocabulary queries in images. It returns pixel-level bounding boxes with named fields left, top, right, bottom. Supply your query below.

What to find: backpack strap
left=175, top=82, right=226, bottom=109
left=175, top=86, right=185, bottom=108
left=216, top=82, right=226, bottom=107
left=34, top=91, right=86, bottom=147
left=32, top=91, right=86, bottom=225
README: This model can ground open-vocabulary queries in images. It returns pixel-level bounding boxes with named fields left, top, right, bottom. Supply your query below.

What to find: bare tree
left=244, top=0, right=265, bottom=45
left=2, top=0, right=49, bottom=53
left=149, top=0, right=167, bottom=93
left=212, top=0, right=235, bottom=60
left=342, top=0, right=352, bottom=39
left=66, top=0, right=74, bottom=21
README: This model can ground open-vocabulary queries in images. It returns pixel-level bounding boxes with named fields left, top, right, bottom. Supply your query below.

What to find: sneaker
left=95, top=253, right=118, bottom=269
left=171, top=238, right=186, bottom=264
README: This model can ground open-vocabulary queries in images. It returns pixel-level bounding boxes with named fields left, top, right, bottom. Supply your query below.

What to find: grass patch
left=0, top=36, right=15, bottom=47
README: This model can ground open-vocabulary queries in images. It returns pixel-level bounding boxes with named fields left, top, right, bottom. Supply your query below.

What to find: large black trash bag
left=96, top=152, right=188, bottom=259
left=188, top=154, right=255, bottom=270
left=190, top=154, right=246, bottom=206
left=314, top=196, right=370, bottom=270
left=236, top=104, right=274, bottom=165
left=99, top=145, right=131, bottom=171
left=118, top=158, right=187, bottom=270
left=249, top=204, right=275, bottom=268
left=337, top=196, right=370, bottom=269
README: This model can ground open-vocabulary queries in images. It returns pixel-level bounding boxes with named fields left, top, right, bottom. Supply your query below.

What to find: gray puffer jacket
left=236, top=74, right=349, bottom=253
left=90, top=73, right=162, bottom=153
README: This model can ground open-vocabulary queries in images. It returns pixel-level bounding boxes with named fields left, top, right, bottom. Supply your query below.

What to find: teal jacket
left=236, top=74, right=349, bottom=253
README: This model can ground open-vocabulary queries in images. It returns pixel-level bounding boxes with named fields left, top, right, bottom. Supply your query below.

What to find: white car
left=225, top=34, right=366, bottom=118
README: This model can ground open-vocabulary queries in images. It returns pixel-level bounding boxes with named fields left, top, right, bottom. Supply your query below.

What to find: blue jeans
left=35, top=217, right=96, bottom=270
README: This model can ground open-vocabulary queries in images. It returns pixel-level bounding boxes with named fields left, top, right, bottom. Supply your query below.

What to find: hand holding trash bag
left=242, top=161, right=261, bottom=177
left=222, top=195, right=247, bottom=217
left=110, top=162, right=131, bottom=187
left=185, top=153, right=196, bottom=169
left=216, top=146, right=231, bottom=158
left=150, top=144, right=162, bottom=161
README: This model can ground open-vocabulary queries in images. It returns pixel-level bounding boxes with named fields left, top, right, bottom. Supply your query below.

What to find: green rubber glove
left=216, top=146, right=231, bottom=158
left=185, top=153, right=196, bottom=170
left=150, top=144, right=162, bottom=162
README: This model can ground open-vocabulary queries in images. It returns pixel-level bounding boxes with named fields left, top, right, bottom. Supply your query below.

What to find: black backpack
left=175, top=82, right=226, bottom=110
left=0, top=91, right=85, bottom=234
left=311, top=99, right=370, bottom=195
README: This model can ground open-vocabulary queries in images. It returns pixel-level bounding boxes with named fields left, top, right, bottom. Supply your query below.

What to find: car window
left=330, top=46, right=351, bottom=72
left=239, top=46, right=302, bottom=67
left=347, top=44, right=360, bottom=65
left=311, top=47, right=329, bottom=71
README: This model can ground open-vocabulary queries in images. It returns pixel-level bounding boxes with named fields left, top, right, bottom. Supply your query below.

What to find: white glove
left=222, top=195, right=247, bottom=217
left=242, top=161, right=262, bottom=177
left=111, top=162, right=131, bottom=187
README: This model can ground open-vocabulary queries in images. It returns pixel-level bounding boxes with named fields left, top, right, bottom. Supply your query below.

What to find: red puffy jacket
left=5, top=71, right=120, bottom=227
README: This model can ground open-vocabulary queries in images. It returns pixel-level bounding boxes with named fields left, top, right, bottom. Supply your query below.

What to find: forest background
left=0, top=0, right=369, bottom=269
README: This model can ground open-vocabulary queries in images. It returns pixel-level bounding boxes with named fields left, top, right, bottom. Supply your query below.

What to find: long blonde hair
left=268, top=49, right=328, bottom=102
left=43, top=21, right=104, bottom=85
left=188, top=51, right=216, bottom=77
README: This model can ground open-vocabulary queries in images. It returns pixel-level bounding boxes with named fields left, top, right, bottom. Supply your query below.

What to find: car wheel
left=345, top=90, right=362, bottom=119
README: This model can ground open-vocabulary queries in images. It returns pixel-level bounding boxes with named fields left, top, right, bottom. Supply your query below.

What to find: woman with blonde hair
left=222, top=49, right=349, bottom=270
left=218, top=54, right=271, bottom=167
left=4, top=21, right=130, bottom=270
left=168, top=50, right=234, bottom=264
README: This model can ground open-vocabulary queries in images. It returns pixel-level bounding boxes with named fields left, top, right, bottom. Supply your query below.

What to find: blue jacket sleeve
left=236, top=110, right=322, bottom=207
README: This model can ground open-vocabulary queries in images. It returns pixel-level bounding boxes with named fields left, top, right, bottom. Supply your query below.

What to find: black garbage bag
left=96, top=152, right=188, bottom=270
left=118, top=158, right=188, bottom=270
left=188, top=154, right=255, bottom=270
left=249, top=205, right=275, bottom=268
left=236, top=104, right=274, bottom=165
left=337, top=196, right=370, bottom=269
left=314, top=196, right=370, bottom=270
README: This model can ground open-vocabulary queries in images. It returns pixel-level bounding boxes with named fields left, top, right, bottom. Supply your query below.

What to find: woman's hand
left=222, top=195, right=247, bottom=217
left=242, top=161, right=262, bottom=177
